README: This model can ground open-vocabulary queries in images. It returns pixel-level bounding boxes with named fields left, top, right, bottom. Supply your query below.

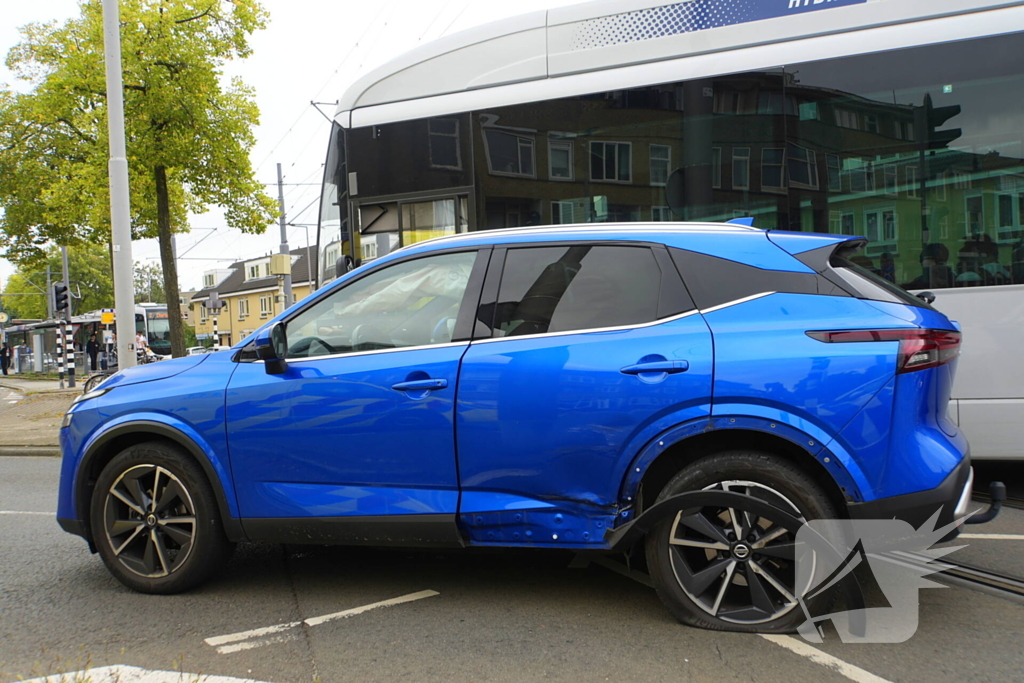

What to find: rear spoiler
left=767, top=231, right=867, bottom=273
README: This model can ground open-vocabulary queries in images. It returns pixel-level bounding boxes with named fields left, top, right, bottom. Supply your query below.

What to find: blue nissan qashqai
left=58, top=222, right=976, bottom=632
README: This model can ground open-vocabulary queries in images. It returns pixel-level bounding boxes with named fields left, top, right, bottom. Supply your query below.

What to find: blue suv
left=58, top=223, right=974, bottom=632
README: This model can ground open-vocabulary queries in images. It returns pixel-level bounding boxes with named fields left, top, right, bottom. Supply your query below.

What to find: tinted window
left=338, top=32, right=1024, bottom=292
left=670, top=248, right=849, bottom=310
left=491, top=246, right=661, bottom=337
left=286, top=251, right=476, bottom=358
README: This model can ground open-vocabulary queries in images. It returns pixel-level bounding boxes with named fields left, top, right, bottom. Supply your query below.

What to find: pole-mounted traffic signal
left=53, top=282, right=69, bottom=312
left=914, top=93, right=962, bottom=151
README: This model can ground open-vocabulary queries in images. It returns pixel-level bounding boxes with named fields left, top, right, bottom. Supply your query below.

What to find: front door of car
left=226, top=248, right=486, bottom=544
left=455, top=243, right=715, bottom=539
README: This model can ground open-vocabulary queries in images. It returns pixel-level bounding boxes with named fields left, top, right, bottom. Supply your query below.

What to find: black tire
left=645, top=450, right=837, bottom=632
left=89, top=441, right=234, bottom=594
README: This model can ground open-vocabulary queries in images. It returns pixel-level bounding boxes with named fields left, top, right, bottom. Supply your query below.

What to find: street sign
left=101, top=309, right=115, bottom=325
left=0, top=311, right=9, bottom=324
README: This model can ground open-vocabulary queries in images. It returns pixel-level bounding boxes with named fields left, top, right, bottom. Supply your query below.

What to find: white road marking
left=760, top=634, right=894, bottom=683
left=959, top=533, right=1024, bottom=540
left=206, top=589, right=439, bottom=654
left=17, top=664, right=271, bottom=683
left=0, top=510, right=53, bottom=516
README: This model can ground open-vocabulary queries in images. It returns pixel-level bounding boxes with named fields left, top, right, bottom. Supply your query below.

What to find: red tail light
left=806, top=328, right=961, bottom=373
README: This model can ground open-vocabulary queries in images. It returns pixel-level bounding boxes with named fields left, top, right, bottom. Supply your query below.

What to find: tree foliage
left=0, top=244, right=114, bottom=319
left=0, top=0, right=278, bottom=355
left=134, top=261, right=165, bottom=302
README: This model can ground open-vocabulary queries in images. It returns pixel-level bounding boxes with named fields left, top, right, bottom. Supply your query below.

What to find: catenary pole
left=102, top=0, right=137, bottom=369
left=277, top=163, right=293, bottom=312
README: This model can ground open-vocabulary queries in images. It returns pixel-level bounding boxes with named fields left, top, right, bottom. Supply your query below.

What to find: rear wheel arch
left=76, top=422, right=244, bottom=544
left=629, top=428, right=851, bottom=517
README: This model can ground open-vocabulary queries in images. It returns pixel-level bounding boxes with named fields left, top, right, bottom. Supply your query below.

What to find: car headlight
left=72, top=387, right=112, bottom=406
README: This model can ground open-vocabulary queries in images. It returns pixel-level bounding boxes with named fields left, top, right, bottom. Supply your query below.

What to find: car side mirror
left=255, top=321, right=289, bottom=375
left=335, top=255, right=359, bottom=277
left=916, top=291, right=936, bottom=304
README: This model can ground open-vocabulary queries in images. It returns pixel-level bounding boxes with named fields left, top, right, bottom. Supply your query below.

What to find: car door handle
left=620, top=360, right=689, bottom=375
left=391, top=379, right=449, bottom=392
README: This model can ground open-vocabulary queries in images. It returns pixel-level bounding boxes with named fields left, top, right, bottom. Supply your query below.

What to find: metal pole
left=277, top=163, right=293, bottom=312
left=46, top=265, right=53, bottom=320
left=61, top=246, right=75, bottom=388
left=103, top=0, right=137, bottom=370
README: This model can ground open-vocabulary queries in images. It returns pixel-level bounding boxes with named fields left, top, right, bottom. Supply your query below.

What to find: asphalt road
left=2, top=456, right=1022, bottom=683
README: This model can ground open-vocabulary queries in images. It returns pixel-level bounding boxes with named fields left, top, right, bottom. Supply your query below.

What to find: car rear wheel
left=89, top=441, right=234, bottom=594
left=645, top=451, right=838, bottom=632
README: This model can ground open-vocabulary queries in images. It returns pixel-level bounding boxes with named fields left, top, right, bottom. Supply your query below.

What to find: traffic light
left=53, top=282, right=69, bottom=312
left=914, top=93, right=962, bottom=151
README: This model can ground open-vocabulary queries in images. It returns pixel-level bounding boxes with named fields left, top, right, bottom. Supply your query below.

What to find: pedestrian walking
left=0, top=341, right=10, bottom=376
left=86, top=332, right=100, bottom=372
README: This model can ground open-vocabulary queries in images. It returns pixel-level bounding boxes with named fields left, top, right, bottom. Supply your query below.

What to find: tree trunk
left=154, top=164, right=185, bottom=358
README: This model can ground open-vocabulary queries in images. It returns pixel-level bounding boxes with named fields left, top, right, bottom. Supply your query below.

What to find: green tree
left=0, top=244, right=114, bottom=319
left=134, top=261, right=165, bottom=303
left=0, top=0, right=278, bottom=356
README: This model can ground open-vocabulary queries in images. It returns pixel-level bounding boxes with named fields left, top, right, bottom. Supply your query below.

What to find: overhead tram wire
left=253, top=0, right=397, bottom=178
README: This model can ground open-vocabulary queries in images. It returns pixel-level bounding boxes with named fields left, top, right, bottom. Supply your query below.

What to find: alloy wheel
left=103, top=464, right=197, bottom=578
left=667, top=480, right=809, bottom=625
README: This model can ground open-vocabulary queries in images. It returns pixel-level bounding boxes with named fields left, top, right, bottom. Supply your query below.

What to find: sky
left=0, top=0, right=588, bottom=295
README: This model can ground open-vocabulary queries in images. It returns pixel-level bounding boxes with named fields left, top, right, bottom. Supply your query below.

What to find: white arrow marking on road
left=17, top=664, right=272, bottom=683
left=205, top=589, right=440, bottom=654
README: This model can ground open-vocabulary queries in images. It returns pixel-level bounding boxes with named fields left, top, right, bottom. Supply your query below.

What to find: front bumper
left=847, top=456, right=976, bottom=533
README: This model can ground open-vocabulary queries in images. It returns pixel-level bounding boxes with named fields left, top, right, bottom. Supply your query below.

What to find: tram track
left=893, top=551, right=1024, bottom=605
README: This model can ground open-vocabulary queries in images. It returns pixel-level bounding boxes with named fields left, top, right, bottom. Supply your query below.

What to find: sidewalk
left=0, top=380, right=78, bottom=455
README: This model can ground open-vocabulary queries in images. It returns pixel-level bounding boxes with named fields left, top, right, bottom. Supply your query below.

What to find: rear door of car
left=454, top=241, right=714, bottom=542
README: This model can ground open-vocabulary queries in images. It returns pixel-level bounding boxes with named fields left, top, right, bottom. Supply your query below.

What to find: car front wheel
left=89, top=441, right=234, bottom=594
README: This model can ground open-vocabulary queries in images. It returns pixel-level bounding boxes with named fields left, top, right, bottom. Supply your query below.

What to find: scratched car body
left=58, top=222, right=973, bottom=631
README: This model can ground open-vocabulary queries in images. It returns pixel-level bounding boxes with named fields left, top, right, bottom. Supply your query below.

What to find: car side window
left=489, top=245, right=662, bottom=338
left=285, top=251, right=477, bottom=359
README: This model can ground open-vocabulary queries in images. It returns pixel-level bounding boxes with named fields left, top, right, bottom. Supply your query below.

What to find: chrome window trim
left=283, top=341, right=469, bottom=364
left=699, top=292, right=776, bottom=315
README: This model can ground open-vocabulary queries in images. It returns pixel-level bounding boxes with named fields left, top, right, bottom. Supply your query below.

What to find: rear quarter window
left=830, top=256, right=934, bottom=310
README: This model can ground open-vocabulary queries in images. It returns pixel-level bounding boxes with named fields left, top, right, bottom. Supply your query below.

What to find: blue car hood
left=101, top=354, right=211, bottom=389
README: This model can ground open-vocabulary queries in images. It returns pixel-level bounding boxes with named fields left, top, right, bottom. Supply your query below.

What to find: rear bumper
left=847, top=456, right=973, bottom=532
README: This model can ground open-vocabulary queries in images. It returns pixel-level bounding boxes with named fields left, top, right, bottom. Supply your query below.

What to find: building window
left=711, top=147, right=722, bottom=189
left=884, top=165, right=898, bottom=196
left=829, top=210, right=842, bottom=234
left=906, top=165, right=919, bottom=198
left=260, top=294, right=273, bottom=318
left=732, top=148, right=750, bottom=190
left=652, top=206, right=672, bottom=222
left=787, top=144, right=818, bottom=189
left=203, top=274, right=214, bottom=288
left=865, top=209, right=897, bottom=244
left=834, top=108, right=859, bottom=129
left=428, top=118, right=461, bottom=170
left=590, top=141, right=632, bottom=183
left=953, top=171, right=971, bottom=189
left=762, top=148, right=786, bottom=191
left=650, top=144, right=671, bottom=187
left=548, top=139, right=574, bottom=181
left=845, top=158, right=874, bottom=193
left=237, top=299, right=249, bottom=320
left=841, top=213, right=856, bottom=236
left=551, top=200, right=577, bottom=225
left=826, top=154, right=842, bottom=192
left=484, top=129, right=535, bottom=177
left=799, top=101, right=819, bottom=121
left=936, top=172, right=948, bottom=201
left=864, top=114, right=880, bottom=135
left=200, top=303, right=207, bottom=323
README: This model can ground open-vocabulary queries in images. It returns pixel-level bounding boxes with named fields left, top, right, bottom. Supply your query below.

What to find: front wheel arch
left=76, top=422, right=244, bottom=545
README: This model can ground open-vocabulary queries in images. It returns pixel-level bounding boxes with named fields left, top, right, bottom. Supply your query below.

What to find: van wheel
left=645, top=451, right=837, bottom=632
left=89, top=442, right=234, bottom=594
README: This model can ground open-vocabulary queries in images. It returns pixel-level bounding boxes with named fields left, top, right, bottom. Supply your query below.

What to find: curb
left=0, top=446, right=61, bottom=457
